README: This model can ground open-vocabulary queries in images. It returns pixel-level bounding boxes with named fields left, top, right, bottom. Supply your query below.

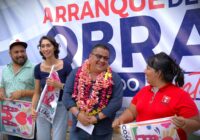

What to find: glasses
left=92, top=53, right=109, bottom=61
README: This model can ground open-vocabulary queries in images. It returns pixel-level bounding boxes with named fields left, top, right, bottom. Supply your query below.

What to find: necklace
left=72, top=59, right=113, bottom=115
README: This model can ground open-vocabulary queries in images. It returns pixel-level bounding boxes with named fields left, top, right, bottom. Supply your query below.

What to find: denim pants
left=70, top=128, right=112, bottom=140
left=36, top=102, right=68, bottom=140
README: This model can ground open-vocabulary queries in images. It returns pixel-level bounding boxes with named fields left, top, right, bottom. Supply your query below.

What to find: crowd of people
left=0, top=36, right=200, bottom=140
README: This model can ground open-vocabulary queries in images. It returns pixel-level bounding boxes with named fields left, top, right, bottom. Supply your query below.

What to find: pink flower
left=72, top=59, right=113, bottom=114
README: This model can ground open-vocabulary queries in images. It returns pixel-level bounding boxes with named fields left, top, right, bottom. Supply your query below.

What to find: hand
left=172, top=115, right=186, bottom=129
left=77, top=112, right=91, bottom=126
left=31, top=108, right=38, bottom=121
left=10, top=90, right=22, bottom=100
left=46, top=78, right=61, bottom=89
left=112, top=118, right=124, bottom=128
left=0, top=92, right=5, bottom=100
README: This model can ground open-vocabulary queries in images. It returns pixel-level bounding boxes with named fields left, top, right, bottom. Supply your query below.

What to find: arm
left=46, top=77, right=65, bottom=89
left=112, top=104, right=137, bottom=128
left=46, top=59, right=72, bottom=90
left=98, top=72, right=124, bottom=120
left=0, top=88, right=5, bottom=100
left=62, top=69, right=91, bottom=126
left=0, top=70, right=5, bottom=100
left=70, top=106, right=91, bottom=126
left=31, top=79, right=41, bottom=120
left=21, top=90, right=34, bottom=97
left=10, top=89, right=34, bottom=100
left=172, top=115, right=200, bottom=134
left=173, top=90, right=200, bottom=134
left=62, top=69, right=77, bottom=110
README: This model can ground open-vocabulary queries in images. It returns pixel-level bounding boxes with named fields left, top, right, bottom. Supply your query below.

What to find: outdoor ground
left=65, top=127, right=122, bottom=140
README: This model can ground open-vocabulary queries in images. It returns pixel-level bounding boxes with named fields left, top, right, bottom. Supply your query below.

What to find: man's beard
left=12, top=57, right=27, bottom=66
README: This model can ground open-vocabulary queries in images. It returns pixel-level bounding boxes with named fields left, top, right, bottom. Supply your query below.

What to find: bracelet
left=74, top=110, right=80, bottom=118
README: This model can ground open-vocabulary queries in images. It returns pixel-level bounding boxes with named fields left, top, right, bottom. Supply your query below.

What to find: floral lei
left=72, top=59, right=113, bottom=115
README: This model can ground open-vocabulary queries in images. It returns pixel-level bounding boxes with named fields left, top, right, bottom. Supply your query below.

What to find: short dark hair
left=38, top=36, right=60, bottom=59
left=91, top=44, right=110, bottom=53
left=147, top=52, right=184, bottom=87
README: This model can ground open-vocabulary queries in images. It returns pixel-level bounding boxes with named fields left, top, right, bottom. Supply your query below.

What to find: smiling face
left=9, top=45, right=27, bottom=66
left=39, top=39, right=55, bottom=59
left=88, top=47, right=110, bottom=74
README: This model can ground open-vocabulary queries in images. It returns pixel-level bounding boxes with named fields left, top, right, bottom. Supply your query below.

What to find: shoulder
left=135, top=85, right=151, bottom=96
left=25, top=60, right=34, bottom=66
left=62, top=58, right=71, bottom=65
left=23, top=61, right=35, bottom=74
left=34, top=63, right=41, bottom=72
left=61, top=58, right=72, bottom=71
left=132, top=85, right=151, bottom=101
left=67, top=67, right=79, bottom=77
left=166, top=84, right=187, bottom=95
left=62, top=58, right=72, bottom=69
left=65, top=67, right=79, bottom=83
left=164, top=84, right=193, bottom=101
left=139, top=85, right=151, bottom=92
left=173, top=86, right=190, bottom=97
left=2, top=64, right=9, bottom=71
left=35, top=63, right=41, bottom=69
left=72, top=67, right=79, bottom=74
left=2, top=64, right=11, bottom=74
left=142, top=85, right=151, bottom=91
left=111, top=71, right=121, bottom=81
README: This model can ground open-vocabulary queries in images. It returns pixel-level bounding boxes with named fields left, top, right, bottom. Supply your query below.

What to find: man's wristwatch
left=95, top=114, right=100, bottom=122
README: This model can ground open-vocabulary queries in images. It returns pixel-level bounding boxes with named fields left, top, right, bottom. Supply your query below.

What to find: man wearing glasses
left=63, top=44, right=123, bottom=140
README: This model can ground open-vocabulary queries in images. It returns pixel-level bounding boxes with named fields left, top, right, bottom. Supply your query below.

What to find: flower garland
left=72, top=59, right=113, bottom=115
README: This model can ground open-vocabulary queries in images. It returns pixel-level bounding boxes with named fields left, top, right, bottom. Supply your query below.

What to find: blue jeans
left=70, top=128, right=112, bottom=140
left=36, top=102, right=68, bottom=140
